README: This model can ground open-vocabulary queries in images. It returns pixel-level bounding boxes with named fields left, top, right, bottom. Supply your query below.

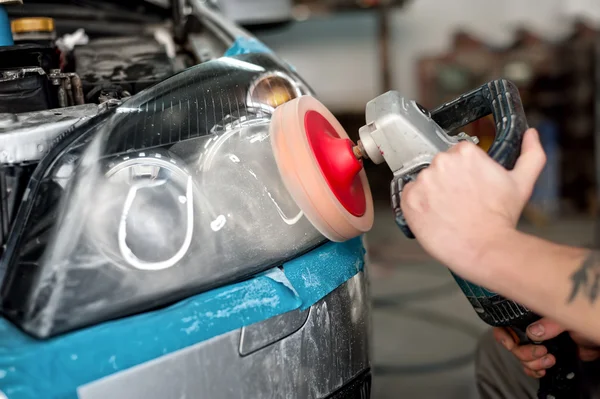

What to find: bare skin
left=493, top=318, right=600, bottom=379
left=400, top=128, right=600, bottom=345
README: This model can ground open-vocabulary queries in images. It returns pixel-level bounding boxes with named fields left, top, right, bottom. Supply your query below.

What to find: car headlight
left=0, top=53, right=325, bottom=339
left=247, top=71, right=304, bottom=112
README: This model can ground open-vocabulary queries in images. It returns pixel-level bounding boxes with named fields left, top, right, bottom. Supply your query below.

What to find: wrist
left=461, top=226, right=523, bottom=288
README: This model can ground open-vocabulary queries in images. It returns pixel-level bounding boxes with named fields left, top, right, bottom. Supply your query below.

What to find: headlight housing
left=0, top=53, right=326, bottom=338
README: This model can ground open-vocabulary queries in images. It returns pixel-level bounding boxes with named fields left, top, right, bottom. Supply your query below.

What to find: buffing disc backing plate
left=270, top=95, right=374, bottom=242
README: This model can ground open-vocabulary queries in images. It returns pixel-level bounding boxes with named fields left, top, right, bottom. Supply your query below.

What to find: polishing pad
left=270, top=95, right=374, bottom=242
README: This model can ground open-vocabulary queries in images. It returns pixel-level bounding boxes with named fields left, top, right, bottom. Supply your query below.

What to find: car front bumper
left=78, top=272, right=371, bottom=399
left=0, top=239, right=371, bottom=399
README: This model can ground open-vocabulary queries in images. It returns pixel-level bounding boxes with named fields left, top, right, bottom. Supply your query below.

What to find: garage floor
left=365, top=202, right=595, bottom=399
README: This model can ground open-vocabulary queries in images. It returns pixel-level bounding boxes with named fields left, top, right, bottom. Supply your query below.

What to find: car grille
left=327, top=370, right=371, bottom=399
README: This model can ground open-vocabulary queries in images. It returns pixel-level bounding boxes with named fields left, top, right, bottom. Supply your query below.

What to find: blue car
left=0, top=1, right=371, bottom=398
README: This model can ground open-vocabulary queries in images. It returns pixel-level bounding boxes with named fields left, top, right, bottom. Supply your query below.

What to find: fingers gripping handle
left=509, top=327, right=589, bottom=399
left=412, top=80, right=586, bottom=399
left=393, top=79, right=529, bottom=238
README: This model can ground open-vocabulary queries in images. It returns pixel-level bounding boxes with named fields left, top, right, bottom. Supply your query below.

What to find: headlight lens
left=248, top=71, right=304, bottom=111
left=0, top=53, right=323, bottom=338
left=91, top=150, right=194, bottom=271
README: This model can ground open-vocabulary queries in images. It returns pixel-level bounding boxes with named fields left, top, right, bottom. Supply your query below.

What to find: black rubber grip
left=430, top=79, right=528, bottom=169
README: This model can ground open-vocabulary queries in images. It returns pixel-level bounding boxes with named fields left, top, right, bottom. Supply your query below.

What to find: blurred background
left=239, top=0, right=600, bottom=397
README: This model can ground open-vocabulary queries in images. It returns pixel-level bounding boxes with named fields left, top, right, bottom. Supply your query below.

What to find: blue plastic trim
left=0, top=238, right=365, bottom=398
left=223, top=36, right=300, bottom=75
left=224, top=36, right=274, bottom=57
left=0, top=6, right=13, bottom=47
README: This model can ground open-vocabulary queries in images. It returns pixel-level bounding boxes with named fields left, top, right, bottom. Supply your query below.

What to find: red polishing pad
left=270, top=95, right=374, bottom=242
left=304, top=110, right=367, bottom=217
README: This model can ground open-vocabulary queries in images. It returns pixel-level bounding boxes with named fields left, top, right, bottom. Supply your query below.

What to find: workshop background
left=247, top=1, right=600, bottom=398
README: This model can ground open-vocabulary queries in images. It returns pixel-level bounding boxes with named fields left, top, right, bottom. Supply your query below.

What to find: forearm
left=470, top=230, right=599, bottom=343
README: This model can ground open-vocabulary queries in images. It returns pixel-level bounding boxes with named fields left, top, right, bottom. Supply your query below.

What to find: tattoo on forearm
left=569, top=251, right=600, bottom=304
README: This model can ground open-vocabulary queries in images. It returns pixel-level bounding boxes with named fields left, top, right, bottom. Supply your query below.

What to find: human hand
left=494, top=318, right=600, bottom=378
left=400, top=128, right=547, bottom=283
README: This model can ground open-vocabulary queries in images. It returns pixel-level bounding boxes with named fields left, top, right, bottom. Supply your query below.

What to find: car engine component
left=0, top=41, right=79, bottom=113
left=11, top=16, right=56, bottom=43
left=74, top=36, right=175, bottom=102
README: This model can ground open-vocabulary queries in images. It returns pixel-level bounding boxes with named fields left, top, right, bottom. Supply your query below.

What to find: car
left=0, top=1, right=372, bottom=398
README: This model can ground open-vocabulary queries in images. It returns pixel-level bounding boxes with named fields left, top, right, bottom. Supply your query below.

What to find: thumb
left=511, top=128, right=547, bottom=200
left=527, top=317, right=566, bottom=342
